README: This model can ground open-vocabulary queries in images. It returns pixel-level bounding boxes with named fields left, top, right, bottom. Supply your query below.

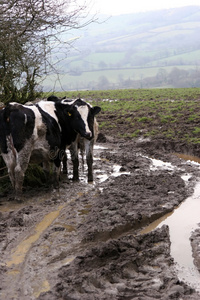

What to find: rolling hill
left=42, top=5, right=200, bottom=91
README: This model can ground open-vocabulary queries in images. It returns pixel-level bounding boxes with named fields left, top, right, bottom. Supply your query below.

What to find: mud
left=1, top=138, right=200, bottom=299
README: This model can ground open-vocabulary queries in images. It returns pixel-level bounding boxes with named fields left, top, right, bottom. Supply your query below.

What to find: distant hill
left=43, top=6, right=200, bottom=91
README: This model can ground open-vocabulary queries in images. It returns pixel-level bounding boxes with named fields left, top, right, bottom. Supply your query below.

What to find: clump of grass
left=24, top=164, right=47, bottom=188
left=188, top=115, right=199, bottom=122
left=159, top=114, right=174, bottom=123
left=137, top=116, right=153, bottom=123
left=193, top=127, right=200, bottom=135
left=0, top=156, right=47, bottom=196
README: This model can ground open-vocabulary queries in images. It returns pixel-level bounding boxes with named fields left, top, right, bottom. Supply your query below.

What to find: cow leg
left=53, top=152, right=63, bottom=188
left=14, top=141, right=33, bottom=201
left=62, top=152, right=68, bottom=175
left=14, top=165, right=25, bottom=199
left=85, top=139, right=94, bottom=182
left=14, top=155, right=31, bottom=200
left=1, top=152, right=16, bottom=190
left=1, top=143, right=27, bottom=201
left=70, top=142, right=79, bottom=181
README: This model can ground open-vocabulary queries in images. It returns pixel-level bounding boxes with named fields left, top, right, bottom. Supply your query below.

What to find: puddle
left=157, top=182, right=200, bottom=292
left=140, top=212, right=174, bottom=235
left=147, top=156, right=175, bottom=171
left=141, top=154, right=200, bottom=292
left=94, top=145, right=108, bottom=150
left=0, top=193, right=53, bottom=213
left=112, top=164, right=130, bottom=177
left=96, top=164, right=130, bottom=183
left=0, top=202, right=24, bottom=213
left=54, top=222, right=76, bottom=232
left=78, top=204, right=92, bottom=216
left=6, top=205, right=64, bottom=267
left=175, top=153, right=200, bottom=165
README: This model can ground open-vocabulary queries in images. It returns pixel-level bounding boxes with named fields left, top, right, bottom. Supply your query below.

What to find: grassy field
left=1, top=87, right=200, bottom=193
left=44, top=87, right=200, bottom=102
left=44, top=87, right=200, bottom=144
left=42, top=8, right=200, bottom=91
left=42, top=63, right=198, bottom=92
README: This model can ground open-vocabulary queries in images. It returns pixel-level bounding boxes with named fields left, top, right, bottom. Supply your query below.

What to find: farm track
left=1, top=139, right=200, bottom=299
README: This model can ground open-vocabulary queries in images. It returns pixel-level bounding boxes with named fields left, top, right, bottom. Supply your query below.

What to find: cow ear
left=64, top=107, right=73, bottom=117
left=92, top=106, right=101, bottom=116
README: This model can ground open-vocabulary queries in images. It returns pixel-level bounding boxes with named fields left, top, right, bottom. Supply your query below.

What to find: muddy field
left=1, top=135, right=200, bottom=299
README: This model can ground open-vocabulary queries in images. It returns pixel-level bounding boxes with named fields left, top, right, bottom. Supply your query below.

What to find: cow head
left=62, top=99, right=101, bottom=140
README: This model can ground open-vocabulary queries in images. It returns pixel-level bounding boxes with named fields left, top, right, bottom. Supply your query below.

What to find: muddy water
left=141, top=154, right=200, bottom=292
left=6, top=205, right=65, bottom=267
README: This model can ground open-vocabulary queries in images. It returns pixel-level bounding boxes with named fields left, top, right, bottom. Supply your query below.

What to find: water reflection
left=141, top=153, right=200, bottom=292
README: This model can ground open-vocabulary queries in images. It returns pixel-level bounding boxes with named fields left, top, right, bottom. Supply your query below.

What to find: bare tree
left=0, top=0, right=93, bottom=103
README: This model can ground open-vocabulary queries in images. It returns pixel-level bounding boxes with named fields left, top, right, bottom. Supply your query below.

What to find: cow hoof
left=8, top=192, right=24, bottom=202
left=15, top=195, right=24, bottom=203
left=53, top=184, right=60, bottom=189
left=8, top=195, right=15, bottom=201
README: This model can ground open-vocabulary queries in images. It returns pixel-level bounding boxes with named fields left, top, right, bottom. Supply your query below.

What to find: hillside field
left=42, top=6, right=200, bottom=91
left=45, top=87, right=200, bottom=145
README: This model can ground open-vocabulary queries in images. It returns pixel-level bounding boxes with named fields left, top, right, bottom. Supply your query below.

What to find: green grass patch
left=43, top=87, right=200, bottom=144
left=193, top=127, right=200, bottom=134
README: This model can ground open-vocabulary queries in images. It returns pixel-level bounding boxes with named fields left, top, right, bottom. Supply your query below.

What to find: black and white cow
left=0, top=98, right=101, bottom=199
left=47, top=96, right=99, bottom=182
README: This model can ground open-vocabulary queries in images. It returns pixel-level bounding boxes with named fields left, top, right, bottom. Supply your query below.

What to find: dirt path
left=1, top=139, right=200, bottom=299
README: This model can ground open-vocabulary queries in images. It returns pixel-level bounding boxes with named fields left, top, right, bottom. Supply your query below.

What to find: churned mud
left=1, top=137, right=200, bottom=299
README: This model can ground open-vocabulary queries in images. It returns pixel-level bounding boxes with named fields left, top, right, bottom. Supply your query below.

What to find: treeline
left=70, top=67, right=200, bottom=90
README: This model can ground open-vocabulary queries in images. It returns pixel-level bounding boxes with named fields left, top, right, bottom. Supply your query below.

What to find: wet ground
left=1, top=137, right=200, bottom=299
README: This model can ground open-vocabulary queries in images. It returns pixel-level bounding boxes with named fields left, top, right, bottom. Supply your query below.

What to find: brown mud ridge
left=1, top=137, right=200, bottom=299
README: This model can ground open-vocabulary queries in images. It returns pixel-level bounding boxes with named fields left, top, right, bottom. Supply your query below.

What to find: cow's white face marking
left=76, top=105, right=92, bottom=137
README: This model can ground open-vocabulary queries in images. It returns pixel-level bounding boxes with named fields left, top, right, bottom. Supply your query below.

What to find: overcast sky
left=90, top=0, right=200, bottom=15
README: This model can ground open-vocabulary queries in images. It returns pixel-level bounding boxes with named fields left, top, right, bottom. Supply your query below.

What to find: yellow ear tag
left=68, top=112, right=72, bottom=117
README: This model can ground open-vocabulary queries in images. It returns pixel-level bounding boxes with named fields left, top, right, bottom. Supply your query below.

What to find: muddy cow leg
left=62, top=152, right=68, bottom=175
left=1, top=152, right=16, bottom=193
left=14, top=159, right=30, bottom=201
left=14, top=141, right=33, bottom=200
left=14, top=165, right=25, bottom=200
left=70, top=142, right=79, bottom=181
left=85, top=139, right=94, bottom=182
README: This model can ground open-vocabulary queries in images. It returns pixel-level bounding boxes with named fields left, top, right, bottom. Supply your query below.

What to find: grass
left=2, top=87, right=200, bottom=192
left=44, top=87, right=200, bottom=145
left=44, top=87, right=200, bottom=102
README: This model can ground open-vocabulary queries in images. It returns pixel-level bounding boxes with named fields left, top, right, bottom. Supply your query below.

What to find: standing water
left=141, top=154, right=200, bottom=292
